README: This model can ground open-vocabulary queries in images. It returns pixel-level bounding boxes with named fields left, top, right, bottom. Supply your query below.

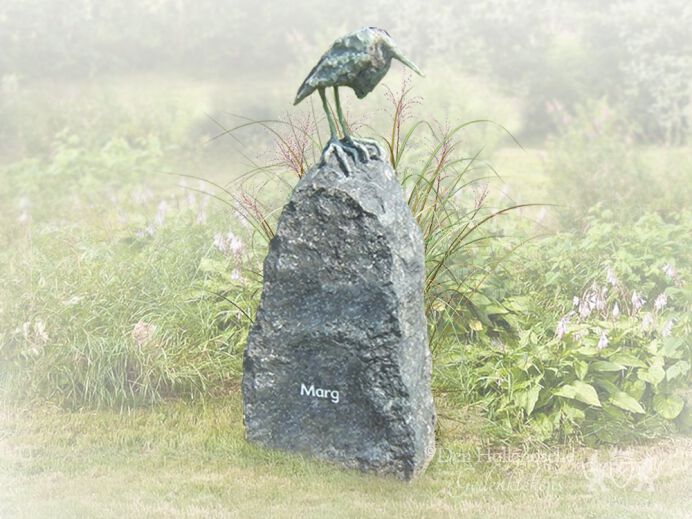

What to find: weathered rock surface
left=242, top=143, right=435, bottom=480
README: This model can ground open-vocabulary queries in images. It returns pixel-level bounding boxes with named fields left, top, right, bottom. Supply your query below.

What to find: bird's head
left=371, top=28, right=424, bottom=77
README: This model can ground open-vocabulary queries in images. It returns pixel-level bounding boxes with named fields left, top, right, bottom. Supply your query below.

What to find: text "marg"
left=300, top=383, right=340, bottom=404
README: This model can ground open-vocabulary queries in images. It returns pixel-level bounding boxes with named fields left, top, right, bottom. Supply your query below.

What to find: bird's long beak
left=391, top=46, right=424, bottom=77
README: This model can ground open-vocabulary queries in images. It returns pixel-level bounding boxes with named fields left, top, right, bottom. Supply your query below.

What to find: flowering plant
left=435, top=211, right=691, bottom=443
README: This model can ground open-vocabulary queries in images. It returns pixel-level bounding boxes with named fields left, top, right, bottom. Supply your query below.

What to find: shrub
left=435, top=210, right=691, bottom=443
left=0, top=137, right=254, bottom=408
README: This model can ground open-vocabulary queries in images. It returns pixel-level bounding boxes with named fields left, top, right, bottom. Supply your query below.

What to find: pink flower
left=213, top=231, right=244, bottom=257
left=213, top=233, right=226, bottom=253
left=578, top=283, right=607, bottom=319
left=597, top=331, right=609, bottom=350
left=641, top=313, right=654, bottom=331
left=595, top=287, right=607, bottom=312
left=654, top=293, right=667, bottom=312
left=228, top=233, right=243, bottom=254
left=606, top=267, right=619, bottom=287
left=555, top=317, right=569, bottom=340
left=663, top=264, right=677, bottom=279
left=631, top=291, right=645, bottom=312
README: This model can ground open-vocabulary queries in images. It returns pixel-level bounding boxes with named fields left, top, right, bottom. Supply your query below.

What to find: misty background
left=2, top=0, right=691, bottom=156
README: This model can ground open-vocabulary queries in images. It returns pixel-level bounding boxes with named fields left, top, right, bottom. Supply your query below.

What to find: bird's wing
left=294, top=35, right=371, bottom=105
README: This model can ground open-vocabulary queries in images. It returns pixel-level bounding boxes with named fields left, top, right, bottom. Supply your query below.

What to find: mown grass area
left=2, top=392, right=691, bottom=519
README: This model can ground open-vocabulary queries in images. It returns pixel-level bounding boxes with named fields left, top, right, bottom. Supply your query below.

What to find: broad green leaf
left=525, top=384, right=541, bottom=416
left=602, top=402, right=627, bottom=420
left=561, top=404, right=585, bottom=422
left=646, top=341, right=659, bottom=355
left=572, top=381, right=602, bottom=407
left=470, top=292, right=494, bottom=306
left=553, top=385, right=576, bottom=400
left=609, top=353, right=647, bottom=368
left=666, top=361, right=690, bottom=381
left=513, top=390, right=527, bottom=409
left=574, top=360, right=588, bottom=380
left=638, top=365, right=665, bottom=387
left=484, top=304, right=508, bottom=315
left=591, top=361, right=625, bottom=372
left=593, top=377, right=620, bottom=395
left=624, top=379, right=646, bottom=400
left=651, top=356, right=665, bottom=368
left=555, top=382, right=601, bottom=407
left=661, top=337, right=684, bottom=359
left=515, top=354, right=533, bottom=371
left=653, top=394, right=685, bottom=420
left=609, top=391, right=645, bottom=414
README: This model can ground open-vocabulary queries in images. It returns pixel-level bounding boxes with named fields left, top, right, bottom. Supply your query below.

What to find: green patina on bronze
left=294, top=27, right=422, bottom=162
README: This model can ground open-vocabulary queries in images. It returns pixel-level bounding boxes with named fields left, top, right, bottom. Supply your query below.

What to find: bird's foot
left=346, top=137, right=384, bottom=161
left=341, top=136, right=371, bottom=163
left=321, top=137, right=385, bottom=175
left=321, top=138, right=354, bottom=175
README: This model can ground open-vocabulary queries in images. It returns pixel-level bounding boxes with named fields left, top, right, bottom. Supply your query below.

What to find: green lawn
left=2, top=392, right=690, bottom=518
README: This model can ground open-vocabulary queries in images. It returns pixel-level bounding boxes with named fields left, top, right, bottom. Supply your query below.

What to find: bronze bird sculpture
left=294, top=27, right=423, bottom=168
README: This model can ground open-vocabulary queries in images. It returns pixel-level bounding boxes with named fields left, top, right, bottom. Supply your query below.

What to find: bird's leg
left=319, top=87, right=352, bottom=175
left=334, top=86, right=351, bottom=140
left=319, top=87, right=338, bottom=141
left=334, top=86, right=370, bottom=162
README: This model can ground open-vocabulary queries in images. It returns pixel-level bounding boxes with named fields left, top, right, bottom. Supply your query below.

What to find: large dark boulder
left=242, top=143, right=435, bottom=480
